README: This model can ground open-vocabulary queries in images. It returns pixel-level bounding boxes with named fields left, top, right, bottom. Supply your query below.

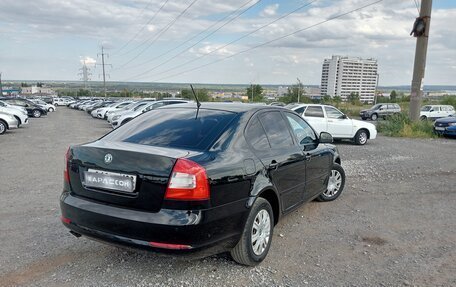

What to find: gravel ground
left=0, top=108, right=455, bottom=287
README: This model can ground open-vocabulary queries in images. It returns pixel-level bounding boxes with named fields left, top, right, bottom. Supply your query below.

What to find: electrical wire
left=114, top=0, right=170, bottom=55
left=122, top=0, right=262, bottom=70
left=125, top=0, right=320, bottom=81
left=116, top=0, right=199, bottom=69
left=140, top=0, right=384, bottom=82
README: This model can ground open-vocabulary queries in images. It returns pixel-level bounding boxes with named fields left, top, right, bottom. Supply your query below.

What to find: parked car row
left=68, top=98, right=191, bottom=129
left=0, top=97, right=57, bottom=135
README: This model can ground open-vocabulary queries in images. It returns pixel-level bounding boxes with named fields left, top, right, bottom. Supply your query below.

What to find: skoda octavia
left=60, top=103, right=345, bottom=266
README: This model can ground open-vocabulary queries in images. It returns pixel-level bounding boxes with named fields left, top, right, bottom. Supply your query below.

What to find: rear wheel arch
left=257, top=189, right=280, bottom=225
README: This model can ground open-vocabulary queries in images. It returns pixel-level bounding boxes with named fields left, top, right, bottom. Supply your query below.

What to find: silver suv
left=360, top=103, right=401, bottom=120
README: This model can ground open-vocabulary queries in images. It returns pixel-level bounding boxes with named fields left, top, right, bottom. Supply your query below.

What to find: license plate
left=435, top=127, right=445, bottom=131
left=83, top=169, right=136, bottom=193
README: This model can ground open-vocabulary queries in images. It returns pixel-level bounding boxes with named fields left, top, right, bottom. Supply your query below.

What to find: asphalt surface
left=0, top=108, right=455, bottom=287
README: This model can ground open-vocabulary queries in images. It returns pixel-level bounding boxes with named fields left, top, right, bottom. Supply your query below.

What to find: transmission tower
left=96, top=46, right=112, bottom=97
left=78, top=60, right=92, bottom=89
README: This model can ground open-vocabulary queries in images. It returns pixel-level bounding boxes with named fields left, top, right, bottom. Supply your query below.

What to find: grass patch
left=377, top=113, right=437, bottom=138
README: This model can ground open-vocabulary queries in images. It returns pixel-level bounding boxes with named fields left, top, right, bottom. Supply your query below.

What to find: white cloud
left=80, top=56, right=96, bottom=66
left=261, top=4, right=279, bottom=17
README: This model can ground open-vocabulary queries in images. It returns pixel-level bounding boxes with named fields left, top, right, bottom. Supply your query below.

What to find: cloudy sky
left=0, top=0, right=455, bottom=85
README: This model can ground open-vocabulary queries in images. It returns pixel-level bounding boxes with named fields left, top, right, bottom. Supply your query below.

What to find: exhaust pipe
left=70, top=231, right=82, bottom=238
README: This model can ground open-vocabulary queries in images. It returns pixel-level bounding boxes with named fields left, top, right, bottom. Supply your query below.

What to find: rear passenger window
left=258, top=112, right=294, bottom=148
left=304, top=106, right=324, bottom=118
left=245, top=117, right=270, bottom=150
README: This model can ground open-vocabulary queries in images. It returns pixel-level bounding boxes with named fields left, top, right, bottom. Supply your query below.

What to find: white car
left=53, top=97, right=75, bottom=106
left=111, top=100, right=190, bottom=129
left=290, top=104, right=377, bottom=145
left=0, top=111, right=19, bottom=135
left=0, top=104, right=28, bottom=127
left=106, top=100, right=156, bottom=123
left=31, top=99, right=56, bottom=112
left=0, top=100, right=28, bottom=115
left=93, top=101, right=133, bottom=119
left=420, top=105, right=455, bottom=120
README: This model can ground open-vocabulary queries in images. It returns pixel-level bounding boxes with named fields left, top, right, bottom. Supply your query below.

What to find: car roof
left=159, top=102, right=282, bottom=113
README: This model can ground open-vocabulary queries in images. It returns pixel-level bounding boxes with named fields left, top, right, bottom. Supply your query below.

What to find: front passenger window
left=284, top=113, right=317, bottom=145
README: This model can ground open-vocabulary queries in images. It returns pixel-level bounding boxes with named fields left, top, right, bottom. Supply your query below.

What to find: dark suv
left=60, top=103, right=345, bottom=266
left=360, top=103, right=401, bottom=120
left=0, top=97, right=48, bottom=118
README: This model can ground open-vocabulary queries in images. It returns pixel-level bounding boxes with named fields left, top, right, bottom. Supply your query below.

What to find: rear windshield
left=103, top=108, right=237, bottom=150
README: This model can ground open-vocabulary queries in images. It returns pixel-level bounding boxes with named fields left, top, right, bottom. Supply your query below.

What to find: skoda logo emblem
left=104, top=153, right=113, bottom=164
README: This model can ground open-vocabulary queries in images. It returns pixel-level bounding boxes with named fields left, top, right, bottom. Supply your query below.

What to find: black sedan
left=60, top=103, right=345, bottom=266
left=0, top=97, right=48, bottom=118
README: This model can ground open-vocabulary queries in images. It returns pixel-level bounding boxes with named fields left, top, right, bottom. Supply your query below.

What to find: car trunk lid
left=68, top=141, right=194, bottom=212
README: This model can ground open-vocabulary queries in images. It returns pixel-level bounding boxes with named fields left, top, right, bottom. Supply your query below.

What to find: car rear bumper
left=60, top=191, right=248, bottom=256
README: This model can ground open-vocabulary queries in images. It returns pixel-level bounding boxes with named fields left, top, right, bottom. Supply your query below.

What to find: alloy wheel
left=251, top=209, right=271, bottom=256
left=324, top=169, right=343, bottom=198
left=33, top=110, right=41, bottom=118
left=358, top=132, right=367, bottom=145
left=0, top=122, right=6, bottom=134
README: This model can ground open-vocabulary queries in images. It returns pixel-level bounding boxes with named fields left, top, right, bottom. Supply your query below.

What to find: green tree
left=390, top=90, right=397, bottom=102
left=333, top=96, right=342, bottom=104
left=280, top=80, right=311, bottom=104
left=76, top=89, right=90, bottom=98
left=246, top=84, right=263, bottom=102
left=180, top=88, right=209, bottom=101
left=347, top=92, right=361, bottom=105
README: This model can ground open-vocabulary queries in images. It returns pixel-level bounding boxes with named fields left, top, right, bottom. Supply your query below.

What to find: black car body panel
left=61, top=103, right=340, bottom=256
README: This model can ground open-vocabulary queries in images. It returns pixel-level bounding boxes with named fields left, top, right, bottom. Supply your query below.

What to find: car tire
left=370, top=113, right=378, bottom=121
left=0, top=120, right=7, bottom=135
left=316, top=163, right=345, bottom=202
left=49, top=107, right=55, bottom=112
left=231, top=197, right=274, bottom=266
left=32, top=110, right=42, bottom=118
left=420, top=116, right=427, bottom=121
left=354, top=129, right=368, bottom=145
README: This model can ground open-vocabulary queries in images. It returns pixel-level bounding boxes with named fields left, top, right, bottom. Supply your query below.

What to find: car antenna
left=190, top=84, right=201, bottom=119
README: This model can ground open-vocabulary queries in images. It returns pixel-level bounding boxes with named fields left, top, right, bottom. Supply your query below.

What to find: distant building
left=21, top=86, right=55, bottom=95
left=277, top=86, right=288, bottom=97
left=320, top=55, right=378, bottom=103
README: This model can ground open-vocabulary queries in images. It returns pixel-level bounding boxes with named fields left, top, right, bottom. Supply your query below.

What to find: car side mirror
left=319, top=132, right=333, bottom=144
left=340, top=114, right=348, bottom=119
left=429, top=109, right=434, bottom=112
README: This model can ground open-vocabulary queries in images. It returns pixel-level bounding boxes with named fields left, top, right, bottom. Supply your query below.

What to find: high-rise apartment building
left=320, top=56, right=378, bottom=103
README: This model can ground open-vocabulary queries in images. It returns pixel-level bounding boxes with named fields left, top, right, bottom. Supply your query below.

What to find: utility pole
left=297, top=78, right=302, bottom=103
left=96, top=46, right=111, bottom=98
left=374, top=73, right=380, bottom=105
left=409, top=0, right=432, bottom=121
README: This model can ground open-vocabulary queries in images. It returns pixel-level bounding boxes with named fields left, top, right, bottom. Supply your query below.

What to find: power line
left=121, top=0, right=262, bottom=71
left=413, top=0, right=420, bottom=14
left=117, top=0, right=199, bottom=69
left=146, top=0, right=384, bottom=82
left=124, top=0, right=319, bottom=81
left=114, top=0, right=170, bottom=55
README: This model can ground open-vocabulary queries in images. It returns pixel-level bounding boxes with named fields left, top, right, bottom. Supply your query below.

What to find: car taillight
left=64, top=147, right=70, bottom=183
left=165, top=158, right=210, bottom=201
